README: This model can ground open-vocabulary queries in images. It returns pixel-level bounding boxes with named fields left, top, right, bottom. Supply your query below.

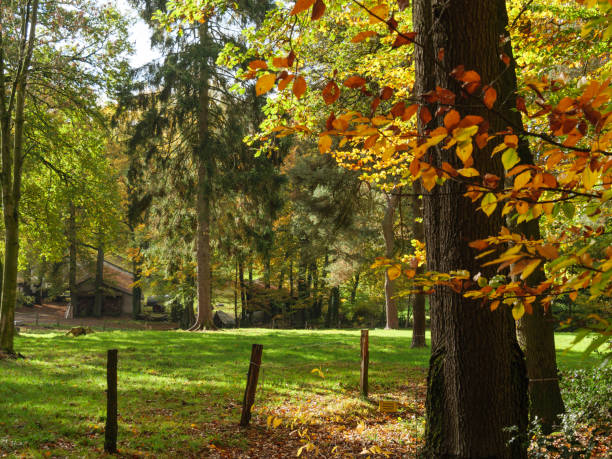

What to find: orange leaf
left=322, top=81, right=340, bottom=104
left=402, top=104, right=418, bottom=121
left=420, top=106, right=432, bottom=125
left=311, top=0, right=325, bottom=20
left=293, top=75, right=307, bottom=98
left=249, top=60, right=268, bottom=71
left=272, top=57, right=288, bottom=68
left=318, top=134, right=332, bottom=153
left=504, top=134, right=518, bottom=148
left=391, top=101, right=405, bottom=118
left=255, top=73, right=276, bottom=96
left=490, top=300, right=500, bottom=311
left=290, top=0, right=316, bottom=16
left=278, top=74, right=294, bottom=91
left=368, top=4, right=389, bottom=24
left=351, top=30, right=377, bottom=43
left=343, top=75, right=366, bottom=88
left=443, top=110, right=460, bottom=129
left=483, top=86, right=497, bottom=109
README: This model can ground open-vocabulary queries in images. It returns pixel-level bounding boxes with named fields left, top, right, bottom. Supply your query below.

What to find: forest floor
left=0, top=329, right=609, bottom=458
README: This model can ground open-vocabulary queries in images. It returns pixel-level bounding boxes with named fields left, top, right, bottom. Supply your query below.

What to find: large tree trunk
left=66, top=202, right=77, bottom=319
left=191, top=22, right=215, bottom=331
left=416, top=0, right=528, bottom=456
left=495, top=0, right=564, bottom=432
left=382, top=193, right=399, bottom=329
left=93, top=243, right=104, bottom=318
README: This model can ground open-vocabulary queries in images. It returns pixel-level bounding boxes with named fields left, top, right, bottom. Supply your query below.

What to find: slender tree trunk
left=191, top=22, right=215, bottom=331
left=66, top=202, right=77, bottom=319
left=495, top=0, right=564, bottom=432
left=350, top=273, right=360, bottom=304
left=234, top=258, right=239, bottom=327
left=416, top=1, right=528, bottom=456
left=0, top=0, right=39, bottom=353
left=411, top=184, right=426, bottom=348
left=289, top=259, right=294, bottom=298
left=264, top=256, right=271, bottom=289
left=93, top=243, right=104, bottom=318
left=239, top=261, right=247, bottom=321
left=277, top=266, right=285, bottom=290
left=132, top=259, right=142, bottom=319
left=382, top=193, right=399, bottom=329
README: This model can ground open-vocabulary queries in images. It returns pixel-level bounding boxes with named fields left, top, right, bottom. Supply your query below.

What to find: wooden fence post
left=360, top=329, right=369, bottom=398
left=35, top=312, right=39, bottom=326
left=240, top=344, right=263, bottom=427
left=104, top=349, right=118, bottom=453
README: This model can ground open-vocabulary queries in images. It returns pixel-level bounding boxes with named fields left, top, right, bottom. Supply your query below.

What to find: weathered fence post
left=360, top=329, right=369, bottom=397
left=35, top=312, right=39, bottom=326
left=104, top=349, right=118, bottom=453
left=240, top=344, right=263, bottom=427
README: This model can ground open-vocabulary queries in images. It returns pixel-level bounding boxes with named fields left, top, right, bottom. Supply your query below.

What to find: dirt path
left=15, top=302, right=178, bottom=330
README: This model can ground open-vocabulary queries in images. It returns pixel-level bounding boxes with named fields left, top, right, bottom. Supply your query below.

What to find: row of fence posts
left=101, top=330, right=370, bottom=453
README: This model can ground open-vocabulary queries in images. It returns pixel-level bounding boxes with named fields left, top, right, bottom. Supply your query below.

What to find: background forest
left=0, top=0, right=610, bottom=457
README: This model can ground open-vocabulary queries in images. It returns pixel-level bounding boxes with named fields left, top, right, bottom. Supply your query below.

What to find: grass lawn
left=0, top=329, right=605, bottom=458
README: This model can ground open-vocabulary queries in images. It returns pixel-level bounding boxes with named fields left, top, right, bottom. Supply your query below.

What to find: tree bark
left=0, top=0, right=39, bottom=353
left=239, top=261, right=247, bottom=322
left=350, top=272, right=360, bottom=304
left=495, top=0, right=564, bottom=432
left=382, top=193, right=399, bottom=329
left=415, top=0, right=528, bottom=456
left=93, top=242, right=104, bottom=318
left=66, top=202, right=77, bottom=319
left=191, top=22, right=215, bottom=331
left=411, top=184, right=426, bottom=348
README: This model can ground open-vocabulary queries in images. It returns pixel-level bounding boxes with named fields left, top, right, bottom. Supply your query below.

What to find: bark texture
left=415, top=0, right=528, bottom=456
left=382, top=193, right=399, bottom=329
left=66, top=202, right=77, bottom=319
left=495, top=0, right=564, bottom=432
left=93, top=243, right=104, bottom=318
left=0, top=0, right=39, bottom=353
left=411, top=183, right=426, bottom=347
left=191, top=22, right=215, bottom=331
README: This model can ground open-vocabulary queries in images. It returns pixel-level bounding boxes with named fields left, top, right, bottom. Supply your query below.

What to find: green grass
left=0, top=329, right=604, bottom=457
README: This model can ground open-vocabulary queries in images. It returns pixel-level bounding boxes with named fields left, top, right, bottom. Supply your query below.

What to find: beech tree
left=0, top=0, right=128, bottom=353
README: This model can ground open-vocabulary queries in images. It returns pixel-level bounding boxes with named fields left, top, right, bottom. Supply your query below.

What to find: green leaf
left=501, top=148, right=520, bottom=170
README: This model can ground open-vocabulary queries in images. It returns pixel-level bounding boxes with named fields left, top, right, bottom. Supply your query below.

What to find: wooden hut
left=74, top=261, right=135, bottom=317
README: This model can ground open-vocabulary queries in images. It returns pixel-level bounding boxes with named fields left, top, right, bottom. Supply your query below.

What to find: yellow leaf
left=582, top=166, right=598, bottom=190
left=318, top=134, right=332, bottom=153
left=456, top=141, right=473, bottom=163
left=513, top=170, right=531, bottom=191
left=457, top=167, right=480, bottom=177
left=481, top=192, right=497, bottom=216
left=273, top=417, right=283, bottom=428
left=520, top=259, right=541, bottom=280
left=387, top=264, right=401, bottom=280
left=368, top=4, right=389, bottom=23
left=311, top=367, right=325, bottom=378
left=255, top=73, right=276, bottom=96
left=512, top=302, right=525, bottom=320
